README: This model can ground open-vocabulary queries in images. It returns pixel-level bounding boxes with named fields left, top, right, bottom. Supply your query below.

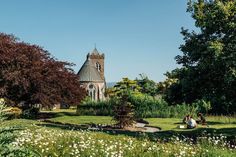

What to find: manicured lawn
left=41, top=110, right=236, bottom=135
left=145, top=118, right=181, bottom=130
left=3, top=112, right=236, bottom=138
left=146, top=117, right=236, bottom=137
left=146, top=117, right=236, bottom=130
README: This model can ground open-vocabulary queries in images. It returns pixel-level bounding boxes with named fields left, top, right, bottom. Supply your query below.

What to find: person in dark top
left=183, top=114, right=190, bottom=124
left=196, top=113, right=206, bottom=125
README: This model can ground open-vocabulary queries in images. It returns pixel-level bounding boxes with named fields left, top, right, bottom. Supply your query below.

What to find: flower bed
left=11, top=127, right=236, bottom=157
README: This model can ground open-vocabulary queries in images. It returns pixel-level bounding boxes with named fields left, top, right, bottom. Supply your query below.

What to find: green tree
left=157, top=70, right=179, bottom=99
left=113, top=91, right=135, bottom=128
left=113, top=78, right=141, bottom=97
left=111, top=78, right=141, bottom=128
left=136, top=74, right=158, bottom=97
left=167, top=0, right=236, bottom=113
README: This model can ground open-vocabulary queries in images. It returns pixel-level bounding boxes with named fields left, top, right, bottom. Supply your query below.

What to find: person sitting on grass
left=196, top=112, right=207, bottom=125
left=183, top=114, right=190, bottom=124
left=187, top=116, right=197, bottom=129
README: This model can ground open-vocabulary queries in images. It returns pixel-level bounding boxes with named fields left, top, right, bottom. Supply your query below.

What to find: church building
left=77, top=48, right=106, bottom=101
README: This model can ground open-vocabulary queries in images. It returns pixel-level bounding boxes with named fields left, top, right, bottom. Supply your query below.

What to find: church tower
left=87, top=48, right=105, bottom=81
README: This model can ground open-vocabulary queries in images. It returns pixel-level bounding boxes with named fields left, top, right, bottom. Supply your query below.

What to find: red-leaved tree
left=0, top=33, right=85, bottom=109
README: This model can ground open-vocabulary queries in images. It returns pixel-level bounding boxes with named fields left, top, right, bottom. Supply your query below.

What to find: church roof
left=77, top=58, right=103, bottom=82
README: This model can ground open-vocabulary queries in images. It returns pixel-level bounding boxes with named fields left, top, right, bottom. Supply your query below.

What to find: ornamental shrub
left=3, top=107, right=22, bottom=119
left=0, top=98, right=7, bottom=122
left=21, top=107, right=40, bottom=119
left=113, top=92, right=135, bottom=128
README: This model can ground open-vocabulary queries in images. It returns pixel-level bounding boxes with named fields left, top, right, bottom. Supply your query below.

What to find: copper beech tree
left=0, top=33, right=86, bottom=109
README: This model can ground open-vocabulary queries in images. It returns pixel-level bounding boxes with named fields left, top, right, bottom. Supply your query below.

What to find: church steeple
left=91, top=47, right=99, bottom=55
left=86, top=48, right=105, bottom=81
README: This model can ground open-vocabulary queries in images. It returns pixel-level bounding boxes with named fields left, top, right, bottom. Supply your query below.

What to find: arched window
left=95, top=62, right=101, bottom=72
left=88, top=84, right=96, bottom=101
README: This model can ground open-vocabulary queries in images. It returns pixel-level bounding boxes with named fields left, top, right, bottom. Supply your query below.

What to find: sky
left=0, top=0, right=196, bottom=82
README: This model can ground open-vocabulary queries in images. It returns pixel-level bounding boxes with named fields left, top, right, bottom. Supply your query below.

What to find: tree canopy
left=0, top=33, right=85, bottom=109
left=113, top=78, right=141, bottom=97
left=164, top=0, right=236, bottom=113
left=136, top=74, right=158, bottom=97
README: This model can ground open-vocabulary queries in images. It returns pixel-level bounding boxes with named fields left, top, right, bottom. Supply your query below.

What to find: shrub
left=0, top=127, right=38, bottom=156
left=0, top=99, right=37, bottom=156
left=3, top=107, right=22, bottom=119
left=77, top=98, right=117, bottom=116
left=0, top=98, right=7, bottom=121
left=128, top=94, right=167, bottom=118
left=21, top=107, right=40, bottom=119
left=193, top=99, right=212, bottom=114
left=128, top=94, right=200, bottom=118
left=113, top=92, right=135, bottom=128
left=77, top=94, right=208, bottom=118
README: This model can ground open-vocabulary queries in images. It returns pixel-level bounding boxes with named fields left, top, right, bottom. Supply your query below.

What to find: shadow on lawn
left=36, top=120, right=236, bottom=143
left=36, top=120, right=173, bottom=140
left=207, top=121, right=229, bottom=125
left=174, top=121, right=234, bottom=125
left=36, top=111, right=77, bottom=119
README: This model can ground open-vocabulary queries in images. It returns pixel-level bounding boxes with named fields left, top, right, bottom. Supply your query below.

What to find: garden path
left=135, top=122, right=160, bottom=132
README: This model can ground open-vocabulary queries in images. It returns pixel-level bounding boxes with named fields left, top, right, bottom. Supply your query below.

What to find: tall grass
left=77, top=99, right=116, bottom=116
left=208, top=115, right=236, bottom=124
left=77, top=94, right=202, bottom=118
left=129, top=94, right=200, bottom=118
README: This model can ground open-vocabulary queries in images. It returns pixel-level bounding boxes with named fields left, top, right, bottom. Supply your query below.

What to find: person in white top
left=187, top=116, right=197, bottom=129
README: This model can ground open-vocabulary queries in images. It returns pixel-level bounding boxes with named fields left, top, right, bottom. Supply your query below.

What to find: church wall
left=80, top=82, right=105, bottom=101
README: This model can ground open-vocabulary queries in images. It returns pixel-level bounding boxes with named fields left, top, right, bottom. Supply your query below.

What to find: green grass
left=10, top=126, right=236, bottom=157
left=1, top=109, right=236, bottom=157
left=49, top=115, right=236, bottom=136
left=41, top=109, right=236, bottom=135
left=146, top=117, right=236, bottom=137
left=2, top=118, right=38, bottom=128
left=207, top=115, right=236, bottom=124
left=146, top=117, right=236, bottom=129
left=3, top=113, right=236, bottom=137
left=145, top=118, right=181, bottom=130
left=41, top=108, right=76, bottom=113
left=2, top=118, right=236, bottom=157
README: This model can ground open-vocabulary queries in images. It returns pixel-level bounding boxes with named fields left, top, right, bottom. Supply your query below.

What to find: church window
left=95, top=62, right=101, bottom=72
left=88, top=84, right=96, bottom=101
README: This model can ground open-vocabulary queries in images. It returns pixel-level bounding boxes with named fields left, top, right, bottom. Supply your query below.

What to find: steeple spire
left=92, top=44, right=99, bottom=55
